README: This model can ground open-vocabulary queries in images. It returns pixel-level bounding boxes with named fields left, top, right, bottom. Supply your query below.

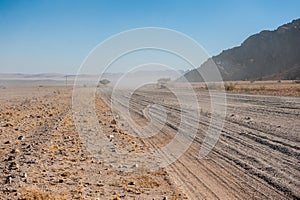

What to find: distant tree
left=99, top=79, right=110, bottom=85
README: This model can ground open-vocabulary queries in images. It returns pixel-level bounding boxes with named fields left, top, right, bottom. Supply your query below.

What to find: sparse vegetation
left=225, top=83, right=236, bottom=91
left=99, top=79, right=110, bottom=85
left=19, top=186, right=66, bottom=200
left=157, top=78, right=171, bottom=89
left=206, top=82, right=223, bottom=90
left=259, top=85, right=266, bottom=90
left=244, top=87, right=250, bottom=92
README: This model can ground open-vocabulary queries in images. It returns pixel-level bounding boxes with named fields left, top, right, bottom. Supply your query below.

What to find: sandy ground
left=0, top=86, right=183, bottom=199
left=0, top=84, right=299, bottom=199
left=191, top=80, right=300, bottom=96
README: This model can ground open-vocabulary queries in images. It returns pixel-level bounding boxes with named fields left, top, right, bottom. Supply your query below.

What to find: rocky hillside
left=182, top=18, right=300, bottom=81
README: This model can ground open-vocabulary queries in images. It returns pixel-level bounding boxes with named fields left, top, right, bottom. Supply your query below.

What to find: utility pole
left=65, top=75, right=68, bottom=88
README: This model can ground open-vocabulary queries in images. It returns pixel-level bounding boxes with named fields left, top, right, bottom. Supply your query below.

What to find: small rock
left=245, top=116, right=251, bottom=120
left=109, top=135, right=114, bottom=139
left=4, top=141, right=10, bottom=144
left=3, top=122, right=13, bottom=127
left=163, top=196, right=168, bottom=200
left=23, top=173, right=27, bottom=178
left=9, top=162, right=19, bottom=170
left=18, top=135, right=25, bottom=140
left=10, top=149, right=20, bottom=154
left=5, top=176, right=13, bottom=184
left=61, top=172, right=70, bottom=177
left=128, top=181, right=135, bottom=186
left=132, top=164, right=138, bottom=168
left=111, top=119, right=117, bottom=124
left=96, top=182, right=104, bottom=187
left=58, top=179, right=64, bottom=183
left=6, top=156, right=15, bottom=161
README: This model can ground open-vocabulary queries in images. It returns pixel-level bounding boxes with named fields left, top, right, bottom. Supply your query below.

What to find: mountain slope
left=182, top=18, right=300, bottom=82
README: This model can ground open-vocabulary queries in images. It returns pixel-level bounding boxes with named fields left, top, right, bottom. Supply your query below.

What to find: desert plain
left=0, top=80, right=299, bottom=199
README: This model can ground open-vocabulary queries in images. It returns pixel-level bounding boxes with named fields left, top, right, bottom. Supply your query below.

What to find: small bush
left=225, top=83, right=236, bottom=91
left=295, top=80, right=300, bottom=84
left=250, top=80, right=255, bottom=83
left=244, top=87, right=250, bottom=92
left=99, top=79, right=110, bottom=85
left=259, top=86, right=266, bottom=90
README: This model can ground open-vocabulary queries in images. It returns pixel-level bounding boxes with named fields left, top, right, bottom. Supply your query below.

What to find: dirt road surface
left=100, top=85, right=300, bottom=200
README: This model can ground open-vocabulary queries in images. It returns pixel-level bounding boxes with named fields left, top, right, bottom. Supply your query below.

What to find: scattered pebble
left=18, top=135, right=25, bottom=140
left=128, top=181, right=135, bottom=186
left=3, top=122, right=13, bottom=127
left=6, top=156, right=15, bottom=161
left=132, top=164, right=139, bottom=168
left=9, top=162, right=19, bottom=170
left=5, top=176, right=13, bottom=184
left=10, top=149, right=20, bottom=154
left=112, top=128, right=118, bottom=133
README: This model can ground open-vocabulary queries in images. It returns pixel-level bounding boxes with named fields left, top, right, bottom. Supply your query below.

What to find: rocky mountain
left=182, top=18, right=300, bottom=82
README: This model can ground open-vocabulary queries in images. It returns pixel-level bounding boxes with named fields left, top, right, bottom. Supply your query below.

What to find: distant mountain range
left=182, top=18, right=300, bottom=82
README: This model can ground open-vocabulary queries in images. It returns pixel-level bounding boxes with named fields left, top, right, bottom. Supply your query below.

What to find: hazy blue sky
left=0, top=0, right=299, bottom=74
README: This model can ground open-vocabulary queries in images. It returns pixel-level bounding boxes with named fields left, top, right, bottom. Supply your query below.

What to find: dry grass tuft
left=136, top=175, right=160, bottom=188
left=19, top=186, right=66, bottom=200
